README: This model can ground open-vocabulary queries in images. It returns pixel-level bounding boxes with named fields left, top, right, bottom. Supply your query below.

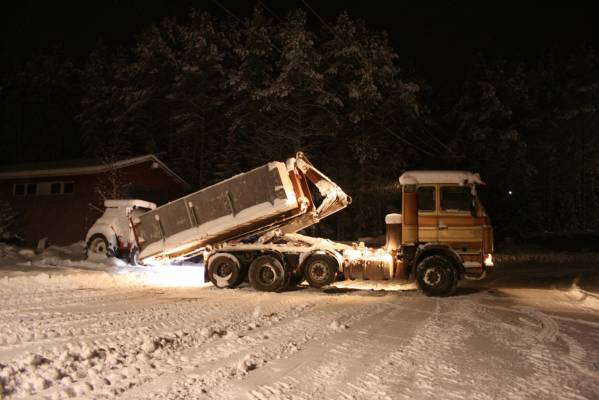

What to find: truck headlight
left=484, top=253, right=494, bottom=267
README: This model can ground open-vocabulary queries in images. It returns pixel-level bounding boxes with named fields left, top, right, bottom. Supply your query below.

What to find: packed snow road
left=0, top=249, right=598, bottom=399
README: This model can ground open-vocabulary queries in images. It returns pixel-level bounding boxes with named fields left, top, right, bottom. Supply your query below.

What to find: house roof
left=399, top=170, right=484, bottom=185
left=0, top=154, right=190, bottom=188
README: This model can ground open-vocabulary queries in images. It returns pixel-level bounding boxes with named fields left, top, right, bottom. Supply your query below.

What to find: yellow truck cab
left=396, top=171, right=494, bottom=295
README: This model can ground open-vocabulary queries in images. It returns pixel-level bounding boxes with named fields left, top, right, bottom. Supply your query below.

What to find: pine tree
left=1, top=47, right=81, bottom=164
left=79, top=42, right=132, bottom=157
left=224, top=8, right=278, bottom=171
left=319, top=12, right=421, bottom=237
left=255, top=10, right=339, bottom=161
left=446, top=56, right=534, bottom=238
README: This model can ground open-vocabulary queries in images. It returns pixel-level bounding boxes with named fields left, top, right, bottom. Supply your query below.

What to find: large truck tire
left=304, top=254, right=338, bottom=288
left=248, top=255, right=289, bottom=292
left=208, top=253, right=244, bottom=288
left=415, top=255, right=457, bottom=296
left=86, top=234, right=113, bottom=259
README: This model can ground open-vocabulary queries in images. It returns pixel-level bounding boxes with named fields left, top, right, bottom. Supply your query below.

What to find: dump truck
left=130, top=152, right=494, bottom=296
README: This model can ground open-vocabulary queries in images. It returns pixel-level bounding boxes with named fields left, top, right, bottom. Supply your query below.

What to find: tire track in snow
left=123, top=295, right=389, bottom=400
left=234, top=307, right=406, bottom=400
left=189, top=297, right=457, bottom=400
left=467, top=300, right=599, bottom=399
left=0, top=288, right=145, bottom=316
left=0, top=292, right=223, bottom=359
left=0, top=289, right=167, bottom=345
left=350, top=300, right=472, bottom=400
left=0, top=286, right=306, bottom=360
left=0, top=288, right=317, bottom=398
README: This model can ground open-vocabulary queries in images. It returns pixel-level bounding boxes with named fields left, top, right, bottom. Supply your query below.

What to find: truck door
left=437, top=185, right=482, bottom=253
left=417, top=185, right=438, bottom=243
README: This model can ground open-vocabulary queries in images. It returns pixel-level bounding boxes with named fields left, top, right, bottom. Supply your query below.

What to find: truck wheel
left=86, top=234, right=112, bottom=259
left=415, top=255, right=457, bottom=296
left=304, top=254, right=338, bottom=288
left=248, top=255, right=288, bottom=292
left=129, top=247, right=142, bottom=266
left=208, top=253, right=243, bottom=288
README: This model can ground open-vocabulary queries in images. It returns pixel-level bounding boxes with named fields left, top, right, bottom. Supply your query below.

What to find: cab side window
left=417, top=186, right=435, bottom=212
left=441, top=186, right=472, bottom=212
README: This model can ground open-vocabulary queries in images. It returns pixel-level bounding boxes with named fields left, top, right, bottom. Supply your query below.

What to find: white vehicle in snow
left=86, top=199, right=156, bottom=264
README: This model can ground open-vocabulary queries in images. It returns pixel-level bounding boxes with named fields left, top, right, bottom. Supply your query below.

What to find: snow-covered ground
left=0, top=243, right=598, bottom=399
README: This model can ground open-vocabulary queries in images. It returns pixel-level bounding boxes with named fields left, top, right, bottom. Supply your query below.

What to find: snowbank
left=0, top=242, right=206, bottom=292
left=566, top=278, right=599, bottom=311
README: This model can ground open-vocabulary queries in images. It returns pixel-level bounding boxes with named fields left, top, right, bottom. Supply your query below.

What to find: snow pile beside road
left=38, top=252, right=129, bottom=270
left=0, top=243, right=26, bottom=266
left=0, top=242, right=206, bottom=293
left=0, top=242, right=91, bottom=269
left=41, top=242, right=86, bottom=260
left=496, top=251, right=599, bottom=265
left=0, top=269, right=143, bottom=295
left=0, top=262, right=207, bottom=294
left=566, top=279, right=599, bottom=311
left=0, top=242, right=143, bottom=293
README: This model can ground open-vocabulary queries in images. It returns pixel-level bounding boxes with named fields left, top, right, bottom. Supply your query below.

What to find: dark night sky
left=1, top=1, right=597, bottom=87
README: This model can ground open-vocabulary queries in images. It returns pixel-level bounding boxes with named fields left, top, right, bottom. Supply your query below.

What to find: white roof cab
left=399, top=170, right=484, bottom=186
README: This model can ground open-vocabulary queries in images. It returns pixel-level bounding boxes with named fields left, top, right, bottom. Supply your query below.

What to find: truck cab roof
left=399, top=170, right=484, bottom=186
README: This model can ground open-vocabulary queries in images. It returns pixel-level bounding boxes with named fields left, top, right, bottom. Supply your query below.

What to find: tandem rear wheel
left=248, top=255, right=290, bottom=292
left=208, top=251, right=341, bottom=292
left=207, top=253, right=245, bottom=288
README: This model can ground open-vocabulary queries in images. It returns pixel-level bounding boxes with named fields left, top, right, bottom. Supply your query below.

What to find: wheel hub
left=216, top=263, right=232, bottom=277
left=310, top=261, right=329, bottom=282
left=423, top=267, right=442, bottom=286
left=91, top=239, right=106, bottom=254
left=259, top=265, right=276, bottom=285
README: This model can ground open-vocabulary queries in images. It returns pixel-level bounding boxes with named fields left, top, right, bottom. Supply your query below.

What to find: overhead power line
left=421, top=125, right=456, bottom=155
left=210, top=0, right=245, bottom=25
left=300, top=0, right=336, bottom=36
left=257, top=0, right=282, bottom=22
left=382, top=126, right=437, bottom=157
left=211, top=0, right=448, bottom=161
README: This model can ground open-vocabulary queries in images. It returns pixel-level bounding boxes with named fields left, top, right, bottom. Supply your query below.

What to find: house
left=0, top=155, right=190, bottom=246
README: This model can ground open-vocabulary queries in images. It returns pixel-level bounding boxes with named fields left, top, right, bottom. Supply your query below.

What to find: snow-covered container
left=132, top=153, right=350, bottom=263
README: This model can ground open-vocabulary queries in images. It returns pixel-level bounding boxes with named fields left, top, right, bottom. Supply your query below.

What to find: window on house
left=26, top=183, right=37, bottom=195
left=14, top=181, right=75, bottom=196
left=50, top=182, right=61, bottom=194
left=63, top=182, right=74, bottom=194
left=417, top=186, right=435, bottom=212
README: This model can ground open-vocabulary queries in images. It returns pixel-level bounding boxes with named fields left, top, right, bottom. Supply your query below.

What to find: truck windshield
left=441, top=186, right=472, bottom=213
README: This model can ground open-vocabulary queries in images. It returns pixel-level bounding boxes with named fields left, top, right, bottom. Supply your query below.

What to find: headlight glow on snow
left=117, top=263, right=207, bottom=287
left=142, top=265, right=206, bottom=287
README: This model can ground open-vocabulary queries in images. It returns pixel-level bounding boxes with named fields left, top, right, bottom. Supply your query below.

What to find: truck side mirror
left=469, top=185, right=478, bottom=217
